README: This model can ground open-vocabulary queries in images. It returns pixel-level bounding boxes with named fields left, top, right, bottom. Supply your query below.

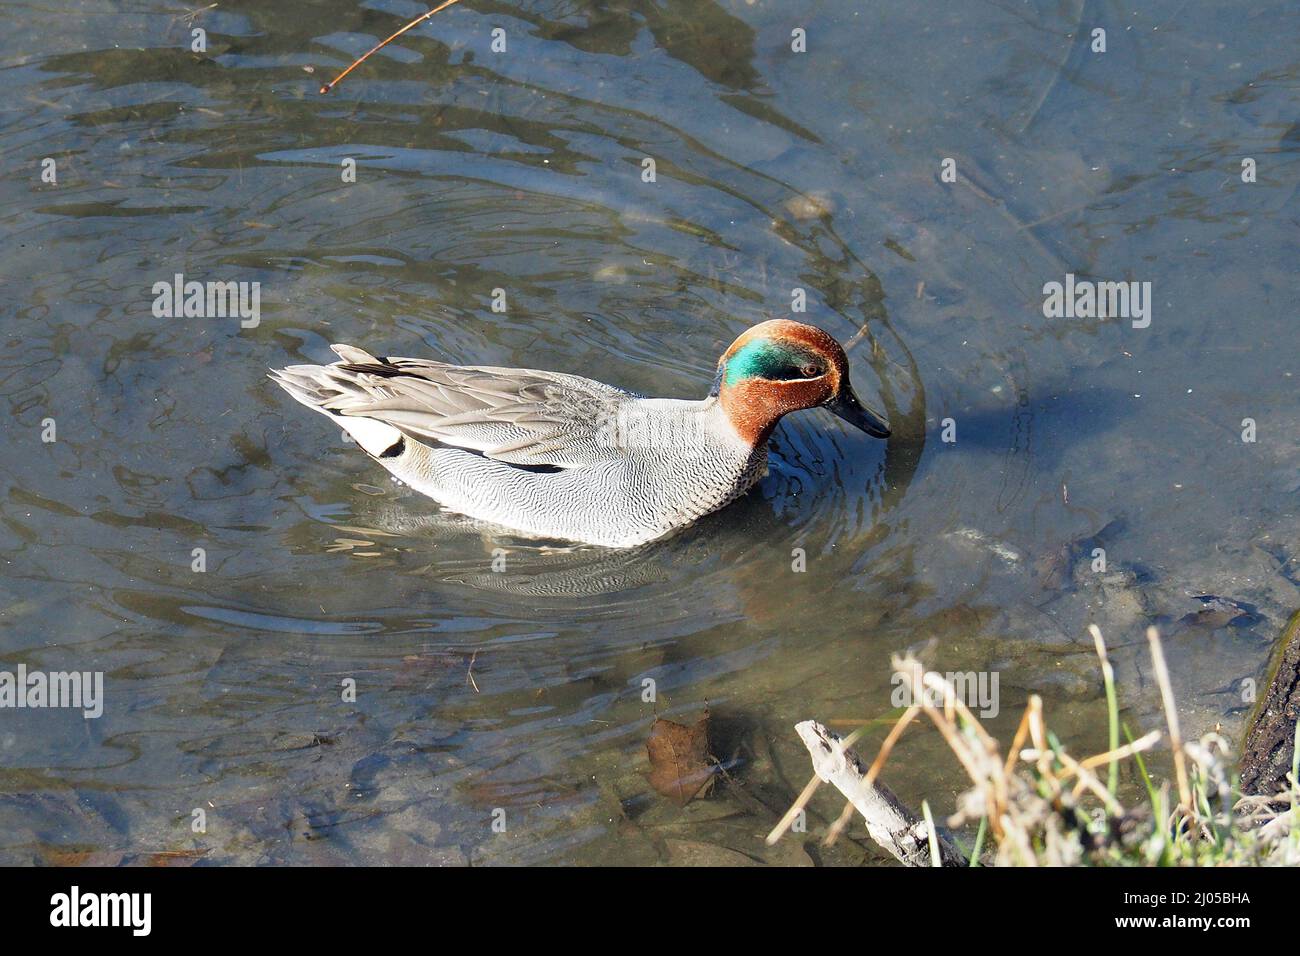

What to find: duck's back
left=391, top=397, right=766, bottom=547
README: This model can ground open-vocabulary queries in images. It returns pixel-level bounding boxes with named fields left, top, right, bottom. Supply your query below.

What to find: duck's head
left=711, top=319, right=891, bottom=446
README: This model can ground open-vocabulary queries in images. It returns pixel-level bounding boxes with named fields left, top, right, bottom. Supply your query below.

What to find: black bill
left=827, top=387, right=891, bottom=438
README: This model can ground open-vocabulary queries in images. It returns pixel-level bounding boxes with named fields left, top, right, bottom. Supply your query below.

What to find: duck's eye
left=801, top=364, right=822, bottom=378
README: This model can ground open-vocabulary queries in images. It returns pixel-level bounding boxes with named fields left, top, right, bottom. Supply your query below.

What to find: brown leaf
left=646, top=713, right=715, bottom=806
left=40, top=848, right=126, bottom=867
left=137, top=848, right=209, bottom=867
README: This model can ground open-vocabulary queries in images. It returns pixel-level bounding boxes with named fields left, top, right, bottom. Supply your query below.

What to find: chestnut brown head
left=712, top=319, right=890, bottom=445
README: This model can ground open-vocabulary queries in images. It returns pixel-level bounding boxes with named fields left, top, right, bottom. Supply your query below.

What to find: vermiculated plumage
left=270, top=321, right=888, bottom=548
left=271, top=345, right=765, bottom=547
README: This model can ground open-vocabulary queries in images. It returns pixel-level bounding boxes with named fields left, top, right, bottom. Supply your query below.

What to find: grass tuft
left=792, top=627, right=1300, bottom=866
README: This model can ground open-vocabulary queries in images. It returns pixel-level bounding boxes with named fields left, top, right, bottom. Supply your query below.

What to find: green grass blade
left=1125, top=721, right=1159, bottom=806
left=969, top=816, right=987, bottom=866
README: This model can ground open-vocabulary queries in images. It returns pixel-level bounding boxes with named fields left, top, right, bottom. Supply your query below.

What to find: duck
left=270, top=319, right=890, bottom=548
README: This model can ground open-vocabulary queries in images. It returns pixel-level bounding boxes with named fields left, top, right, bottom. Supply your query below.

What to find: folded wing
left=270, top=344, right=632, bottom=469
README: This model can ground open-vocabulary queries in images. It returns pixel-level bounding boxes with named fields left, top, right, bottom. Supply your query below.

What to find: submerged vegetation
left=774, top=626, right=1300, bottom=867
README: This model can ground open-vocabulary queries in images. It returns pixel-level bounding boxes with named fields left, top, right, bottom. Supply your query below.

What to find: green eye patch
left=722, top=339, right=823, bottom=386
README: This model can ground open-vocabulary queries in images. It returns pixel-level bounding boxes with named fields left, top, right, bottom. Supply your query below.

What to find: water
left=0, top=0, right=1296, bottom=865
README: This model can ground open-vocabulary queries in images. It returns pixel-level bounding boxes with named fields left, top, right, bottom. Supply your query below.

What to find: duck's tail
left=269, top=345, right=406, bottom=459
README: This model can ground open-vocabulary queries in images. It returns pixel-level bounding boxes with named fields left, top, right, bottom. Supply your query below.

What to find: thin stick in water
left=765, top=774, right=821, bottom=845
left=319, top=0, right=464, bottom=95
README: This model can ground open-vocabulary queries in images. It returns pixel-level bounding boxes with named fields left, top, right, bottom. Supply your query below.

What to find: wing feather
left=279, top=346, right=635, bottom=469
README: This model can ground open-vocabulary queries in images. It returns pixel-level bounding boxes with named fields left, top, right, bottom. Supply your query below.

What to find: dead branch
left=794, top=720, right=967, bottom=867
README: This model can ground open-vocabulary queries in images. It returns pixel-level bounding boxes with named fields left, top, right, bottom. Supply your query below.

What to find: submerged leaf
left=646, top=713, right=714, bottom=806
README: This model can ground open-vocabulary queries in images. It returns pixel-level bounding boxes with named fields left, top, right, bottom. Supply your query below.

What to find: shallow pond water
left=0, top=0, right=1296, bottom=864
